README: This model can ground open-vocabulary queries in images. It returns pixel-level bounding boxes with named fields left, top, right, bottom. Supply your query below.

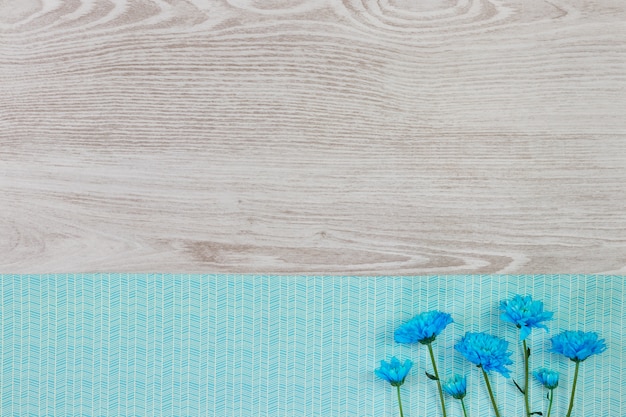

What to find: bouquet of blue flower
left=375, top=296, right=606, bottom=417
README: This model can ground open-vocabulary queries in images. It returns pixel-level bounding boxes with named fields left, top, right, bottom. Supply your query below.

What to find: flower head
left=394, top=311, right=453, bottom=345
left=442, top=374, right=467, bottom=400
left=550, top=330, right=606, bottom=362
left=455, top=332, right=513, bottom=378
left=500, top=295, right=553, bottom=340
left=375, top=357, right=413, bottom=387
left=533, top=368, right=559, bottom=389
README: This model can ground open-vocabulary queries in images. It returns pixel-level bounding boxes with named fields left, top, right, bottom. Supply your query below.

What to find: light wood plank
left=1, top=0, right=625, bottom=274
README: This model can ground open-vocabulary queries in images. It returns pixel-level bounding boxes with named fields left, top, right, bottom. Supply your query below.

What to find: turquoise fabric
left=0, top=274, right=622, bottom=416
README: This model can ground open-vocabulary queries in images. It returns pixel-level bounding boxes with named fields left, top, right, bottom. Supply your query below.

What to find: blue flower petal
left=455, top=332, right=513, bottom=378
left=520, top=325, right=532, bottom=341
left=394, top=311, right=453, bottom=345
left=550, top=330, right=606, bottom=362
left=533, top=368, right=559, bottom=389
left=500, top=295, right=553, bottom=340
left=375, top=357, right=413, bottom=387
left=442, top=374, right=467, bottom=400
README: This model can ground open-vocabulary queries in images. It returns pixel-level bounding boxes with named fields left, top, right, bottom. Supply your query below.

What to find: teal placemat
left=0, top=275, right=623, bottom=416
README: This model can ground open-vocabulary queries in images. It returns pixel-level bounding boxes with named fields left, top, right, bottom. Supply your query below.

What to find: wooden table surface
left=1, top=0, right=625, bottom=274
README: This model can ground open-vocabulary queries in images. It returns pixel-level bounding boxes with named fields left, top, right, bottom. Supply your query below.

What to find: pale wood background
left=1, top=0, right=625, bottom=274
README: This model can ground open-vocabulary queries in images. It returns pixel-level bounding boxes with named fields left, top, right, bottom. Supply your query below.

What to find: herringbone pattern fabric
left=0, top=275, right=622, bottom=416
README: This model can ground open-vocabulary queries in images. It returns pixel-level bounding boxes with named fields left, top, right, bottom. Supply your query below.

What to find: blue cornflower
left=442, top=375, right=467, bottom=400
left=394, top=310, right=453, bottom=345
left=533, top=368, right=559, bottom=389
left=500, top=295, right=553, bottom=340
left=550, top=330, right=607, bottom=362
left=375, top=357, right=413, bottom=387
left=455, top=332, right=513, bottom=378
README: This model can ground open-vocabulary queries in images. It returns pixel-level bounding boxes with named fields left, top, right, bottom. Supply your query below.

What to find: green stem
left=427, top=342, right=447, bottom=417
left=523, top=339, right=530, bottom=417
left=461, top=398, right=470, bottom=417
left=546, top=388, right=554, bottom=417
left=565, top=361, right=580, bottom=417
left=481, top=367, right=501, bottom=417
left=396, top=385, right=405, bottom=417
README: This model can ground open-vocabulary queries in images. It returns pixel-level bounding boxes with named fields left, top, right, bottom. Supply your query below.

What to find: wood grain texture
left=1, top=0, right=626, bottom=274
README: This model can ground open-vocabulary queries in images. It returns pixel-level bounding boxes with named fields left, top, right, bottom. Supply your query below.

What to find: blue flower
left=550, top=330, right=607, bottom=362
left=375, top=357, right=413, bottom=387
left=455, top=332, right=513, bottom=378
left=442, top=374, right=467, bottom=400
left=394, top=310, right=453, bottom=345
left=500, top=295, right=554, bottom=340
left=533, top=368, right=559, bottom=389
